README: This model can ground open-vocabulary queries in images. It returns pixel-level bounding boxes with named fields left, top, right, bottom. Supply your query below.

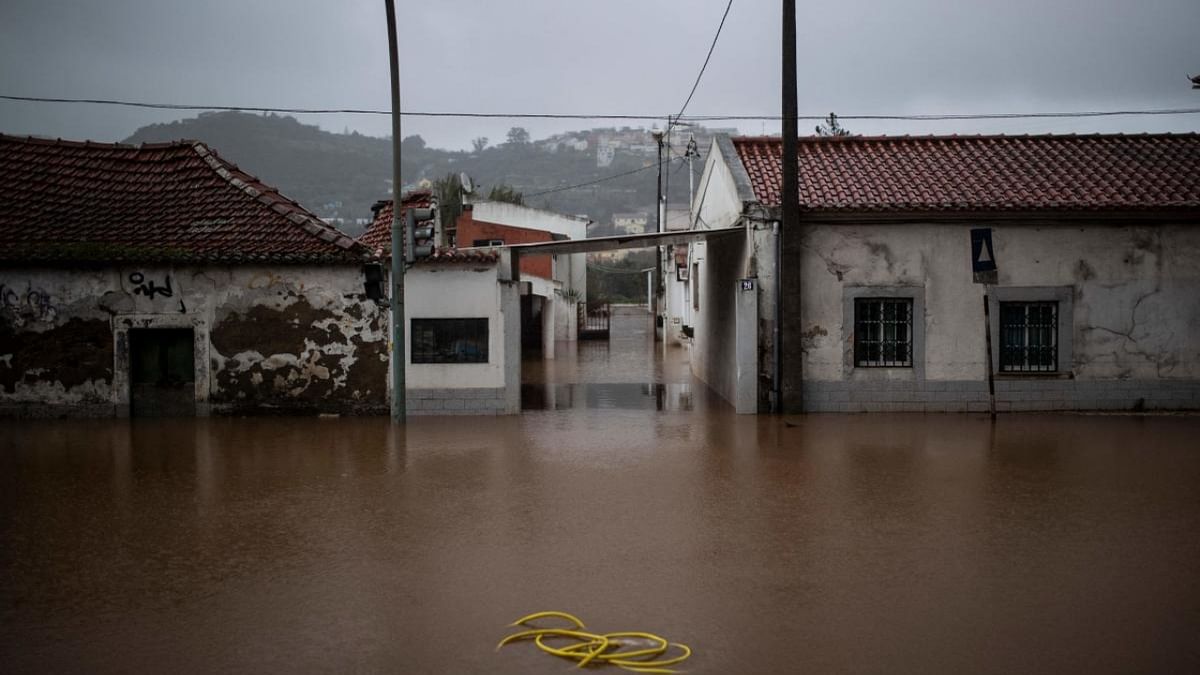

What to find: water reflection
left=5, top=301, right=1200, bottom=674
left=2, top=415, right=1199, bottom=674
left=521, top=382, right=695, bottom=411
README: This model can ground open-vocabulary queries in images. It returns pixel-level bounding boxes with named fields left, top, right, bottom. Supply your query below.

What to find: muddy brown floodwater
left=2, top=307, right=1199, bottom=674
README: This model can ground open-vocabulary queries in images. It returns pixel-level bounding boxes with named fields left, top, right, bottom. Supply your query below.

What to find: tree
left=506, top=127, right=530, bottom=145
left=401, top=134, right=427, bottom=151
left=471, top=136, right=489, bottom=152
left=487, top=184, right=524, bottom=205
left=815, top=112, right=851, bottom=137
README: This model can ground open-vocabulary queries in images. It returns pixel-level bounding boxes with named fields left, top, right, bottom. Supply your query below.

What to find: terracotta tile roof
left=0, top=134, right=366, bottom=264
left=360, top=195, right=500, bottom=265
left=731, top=134, right=1200, bottom=216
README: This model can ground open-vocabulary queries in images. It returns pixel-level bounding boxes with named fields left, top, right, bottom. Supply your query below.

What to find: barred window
left=999, top=302, right=1057, bottom=372
left=854, top=298, right=913, bottom=367
left=411, top=318, right=488, bottom=364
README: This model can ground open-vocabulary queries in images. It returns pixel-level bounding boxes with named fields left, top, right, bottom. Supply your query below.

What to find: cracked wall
left=1, top=265, right=386, bottom=416
left=797, top=223, right=1200, bottom=382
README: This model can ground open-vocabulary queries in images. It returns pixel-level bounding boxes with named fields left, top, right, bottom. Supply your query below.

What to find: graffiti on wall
left=0, top=283, right=58, bottom=327
left=126, top=272, right=187, bottom=313
left=129, top=272, right=173, bottom=299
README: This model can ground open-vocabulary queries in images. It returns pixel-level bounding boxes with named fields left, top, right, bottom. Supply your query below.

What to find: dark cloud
left=2, top=0, right=1198, bottom=149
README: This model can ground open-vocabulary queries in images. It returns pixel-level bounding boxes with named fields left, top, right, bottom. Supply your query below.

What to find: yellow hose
left=498, top=612, right=692, bottom=673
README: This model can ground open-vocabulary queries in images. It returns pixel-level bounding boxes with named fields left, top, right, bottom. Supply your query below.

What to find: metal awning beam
left=496, top=225, right=742, bottom=257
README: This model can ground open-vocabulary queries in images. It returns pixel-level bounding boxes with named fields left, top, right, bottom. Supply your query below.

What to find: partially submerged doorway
left=129, top=328, right=195, bottom=417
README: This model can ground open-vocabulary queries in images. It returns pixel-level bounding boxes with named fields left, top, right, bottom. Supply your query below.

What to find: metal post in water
left=983, top=292, right=997, bottom=418
left=385, top=0, right=405, bottom=422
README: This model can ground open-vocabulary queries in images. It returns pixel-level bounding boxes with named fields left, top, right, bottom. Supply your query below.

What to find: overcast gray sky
left=1, top=0, right=1198, bottom=150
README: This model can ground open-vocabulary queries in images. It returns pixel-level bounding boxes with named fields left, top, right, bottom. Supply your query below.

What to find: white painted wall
left=798, top=223, right=1200, bottom=382
left=686, top=137, right=761, bottom=409
left=403, top=263, right=509, bottom=389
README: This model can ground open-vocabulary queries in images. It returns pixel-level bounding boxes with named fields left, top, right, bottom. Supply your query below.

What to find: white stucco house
left=359, top=196, right=521, bottom=415
left=690, top=133, right=1200, bottom=414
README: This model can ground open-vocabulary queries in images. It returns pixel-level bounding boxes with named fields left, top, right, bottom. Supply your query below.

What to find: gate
left=578, top=302, right=610, bottom=340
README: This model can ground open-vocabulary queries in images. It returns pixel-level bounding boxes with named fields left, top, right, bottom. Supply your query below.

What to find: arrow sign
left=970, top=228, right=998, bottom=285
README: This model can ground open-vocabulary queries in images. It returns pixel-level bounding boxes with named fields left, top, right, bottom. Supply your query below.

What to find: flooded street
left=3, top=308, right=1199, bottom=673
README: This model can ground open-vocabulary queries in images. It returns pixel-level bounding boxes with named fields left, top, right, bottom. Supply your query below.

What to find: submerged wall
left=1, top=265, right=387, bottom=417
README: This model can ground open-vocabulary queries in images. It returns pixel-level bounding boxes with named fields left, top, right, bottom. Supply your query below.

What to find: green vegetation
left=124, top=112, right=698, bottom=237
left=586, top=250, right=656, bottom=305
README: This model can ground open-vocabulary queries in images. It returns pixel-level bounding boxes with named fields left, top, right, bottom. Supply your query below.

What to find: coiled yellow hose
left=497, top=611, right=692, bottom=673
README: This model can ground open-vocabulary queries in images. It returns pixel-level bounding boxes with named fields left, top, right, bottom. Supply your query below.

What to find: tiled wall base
left=801, top=379, right=1200, bottom=413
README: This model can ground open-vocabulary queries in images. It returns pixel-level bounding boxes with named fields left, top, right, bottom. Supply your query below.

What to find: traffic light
left=405, top=207, right=436, bottom=262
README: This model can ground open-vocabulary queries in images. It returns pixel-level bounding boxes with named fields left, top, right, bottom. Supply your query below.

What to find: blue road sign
left=970, top=228, right=997, bottom=273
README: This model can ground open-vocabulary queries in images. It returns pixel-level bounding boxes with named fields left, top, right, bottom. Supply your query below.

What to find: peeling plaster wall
left=1, top=265, right=387, bottom=417
left=795, top=223, right=1200, bottom=411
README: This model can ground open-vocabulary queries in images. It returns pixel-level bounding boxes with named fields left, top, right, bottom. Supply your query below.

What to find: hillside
left=124, top=112, right=703, bottom=236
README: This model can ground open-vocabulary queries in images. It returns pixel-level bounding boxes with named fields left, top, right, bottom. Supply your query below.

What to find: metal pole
left=385, top=0, right=405, bottom=422
left=653, top=128, right=664, bottom=341
left=780, top=0, right=802, bottom=413
left=983, top=292, right=997, bottom=418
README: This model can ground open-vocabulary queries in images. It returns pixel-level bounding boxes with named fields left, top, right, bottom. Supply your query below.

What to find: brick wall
left=456, top=206, right=555, bottom=280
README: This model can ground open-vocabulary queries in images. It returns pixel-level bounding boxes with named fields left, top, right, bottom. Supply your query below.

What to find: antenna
left=459, top=172, right=474, bottom=195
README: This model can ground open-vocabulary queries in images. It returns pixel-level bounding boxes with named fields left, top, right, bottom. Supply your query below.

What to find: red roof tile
left=0, top=134, right=366, bottom=263
left=359, top=195, right=500, bottom=265
left=732, top=134, right=1200, bottom=216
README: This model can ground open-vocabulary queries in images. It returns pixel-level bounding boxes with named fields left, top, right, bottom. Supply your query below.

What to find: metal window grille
left=999, top=302, right=1057, bottom=372
left=854, top=298, right=913, bottom=367
left=410, top=318, right=488, bottom=364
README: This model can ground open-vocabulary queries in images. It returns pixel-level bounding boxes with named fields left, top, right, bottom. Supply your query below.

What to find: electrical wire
left=3, top=94, right=1199, bottom=123
left=523, top=164, right=655, bottom=198
left=671, top=0, right=734, bottom=130
left=526, top=157, right=686, bottom=200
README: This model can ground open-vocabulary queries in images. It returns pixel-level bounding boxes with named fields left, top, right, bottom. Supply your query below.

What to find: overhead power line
left=524, top=157, right=686, bottom=199
left=3, top=94, right=1200, bottom=123
left=672, top=0, right=734, bottom=128
left=524, top=164, right=656, bottom=198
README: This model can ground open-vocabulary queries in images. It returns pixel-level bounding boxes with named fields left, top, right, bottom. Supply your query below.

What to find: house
left=359, top=197, right=521, bottom=415
left=0, top=134, right=385, bottom=417
left=457, top=201, right=590, bottom=355
left=691, top=133, right=1200, bottom=413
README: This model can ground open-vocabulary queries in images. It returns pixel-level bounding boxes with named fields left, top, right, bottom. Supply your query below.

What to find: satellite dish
left=459, top=172, right=474, bottom=194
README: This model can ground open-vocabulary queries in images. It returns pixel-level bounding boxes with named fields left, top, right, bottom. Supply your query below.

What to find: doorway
left=129, top=328, right=195, bottom=417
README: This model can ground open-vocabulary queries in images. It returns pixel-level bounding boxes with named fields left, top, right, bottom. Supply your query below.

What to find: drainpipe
left=773, top=220, right=782, bottom=413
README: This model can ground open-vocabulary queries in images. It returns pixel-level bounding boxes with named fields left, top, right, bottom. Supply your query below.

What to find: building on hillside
left=456, top=201, right=591, bottom=356
left=0, top=134, right=386, bottom=417
left=613, top=213, right=649, bottom=234
left=359, top=197, right=521, bottom=415
left=691, top=133, right=1200, bottom=414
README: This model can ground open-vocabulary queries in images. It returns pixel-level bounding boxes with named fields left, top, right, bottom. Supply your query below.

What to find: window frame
left=853, top=297, right=915, bottom=368
left=842, top=286, right=925, bottom=381
left=998, top=300, right=1058, bottom=373
left=987, top=286, right=1073, bottom=377
left=410, top=318, right=489, bottom=364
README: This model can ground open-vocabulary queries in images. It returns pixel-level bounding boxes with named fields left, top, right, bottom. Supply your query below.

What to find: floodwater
left=3, top=308, right=1199, bottom=674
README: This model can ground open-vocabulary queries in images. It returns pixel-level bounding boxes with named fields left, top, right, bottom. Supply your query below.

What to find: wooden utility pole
left=385, top=0, right=405, bottom=422
left=780, top=0, right=802, bottom=413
